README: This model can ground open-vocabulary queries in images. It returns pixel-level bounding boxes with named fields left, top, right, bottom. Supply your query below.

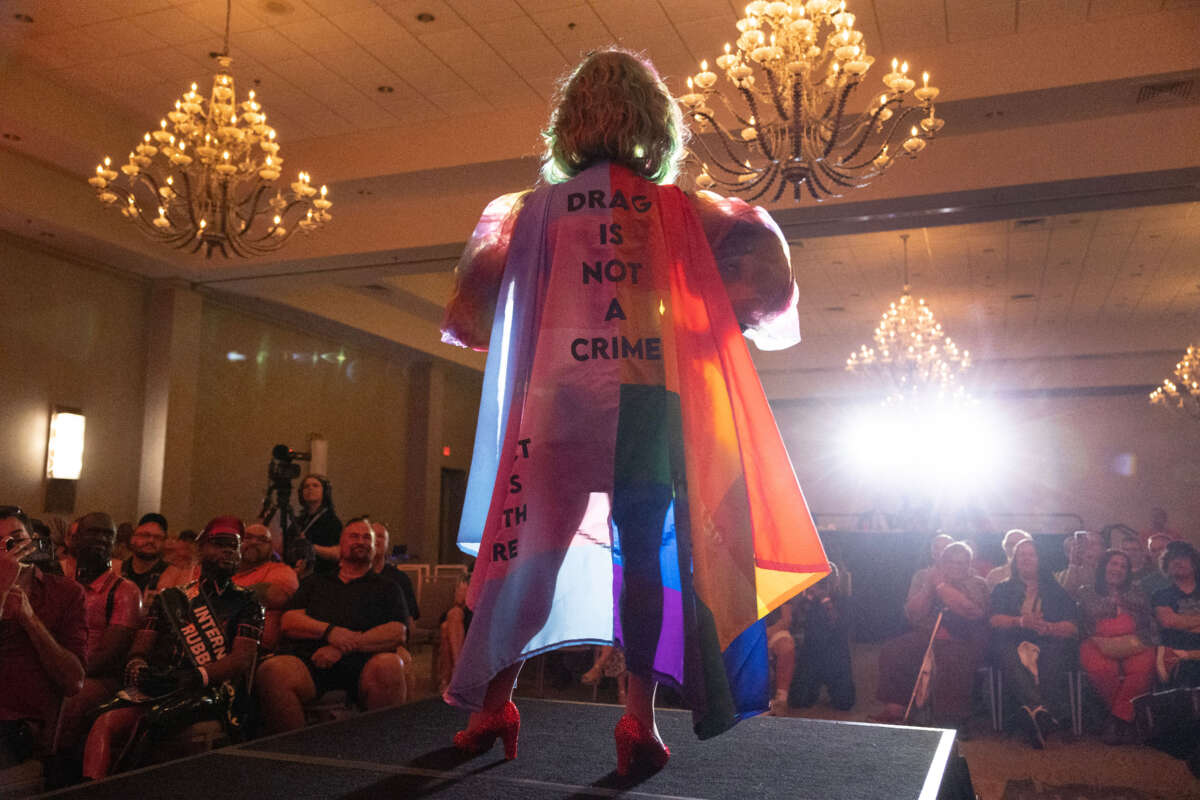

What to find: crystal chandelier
left=678, top=0, right=943, bottom=202
left=846, top=234, right=970, bottom=403
left=87, top=0, right=331, bottom=258
left=1149, top=345, right=1200, bottom=420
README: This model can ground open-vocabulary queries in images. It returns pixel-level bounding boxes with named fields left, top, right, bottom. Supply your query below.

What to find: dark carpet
left=46, top=698, right=956, bottom=799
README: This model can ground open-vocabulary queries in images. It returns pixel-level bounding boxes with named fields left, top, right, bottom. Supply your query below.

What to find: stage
left=43, top=698, right=962, bottom=799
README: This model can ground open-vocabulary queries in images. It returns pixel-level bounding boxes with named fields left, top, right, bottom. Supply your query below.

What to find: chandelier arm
left=690, top=115, right=757, bottom=176
left=741, top=164, right=780, bottom=202
left=820, top=80, right=857, bottom=160
left=814, top=158, right=866, bottom=189
left=791, top=81, right=803, bottom=161
left=837, top=100, right=899, bottom=165
left=772, top=176, right=788, bottom=203
left=738, top=85, right=763, bottom=135
left=804, top=165, right=839, bottom=200
left=761, top=66, right=791, bottom=124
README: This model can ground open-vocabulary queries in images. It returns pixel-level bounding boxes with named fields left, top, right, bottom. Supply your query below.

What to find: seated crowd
left=861, top=521, right=1200, bottom=757
left=0, top=482, right=439, bottom=789
left=3, top=494, right=1198, bottom=788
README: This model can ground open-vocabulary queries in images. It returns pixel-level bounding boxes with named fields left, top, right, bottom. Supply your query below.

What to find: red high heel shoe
left=614, top=713, right=670, bottom=776
left=453, top=701, right=520, bottom=760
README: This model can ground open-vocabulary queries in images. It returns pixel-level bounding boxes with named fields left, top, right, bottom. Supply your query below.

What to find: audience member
left=988, top=538, right=1079, bottom=748
left=0, top=505, right=86, bottom=762
left=113, top=522, right=133, bottom=564
left=164, top=529, right=198, bottom=569
left=763, top=603, right=795, bottom=715
left=1141, top=507, right=1178, bottom=544
left=581, top=645, right=627, bottom=704
left=232, top=523, right=299, bottom=652
left=55, top=513, right=143, bottom=754
left=158, top=528, right=202, bottom=591
left=986, top=529, right=1033, bottom=590
left=114, top=513, right=170, bottom=601
left=1140, top=534, right=1174, bottom=596
left=82, top=516, right=263, bottom=779
left=928, top=533, right=954, bottom=565
left=255, top=517, right=409, bottom=733
left=286, top=474, right=342, bottom=575
left=1056, top=530, right=1104, bottom=598
left=1077, top=549, right=1156, bottom=745
left=873, top=541, right=988, bottom=732
left=1151, top=544, right=1200, bottom=687
left=790, top=565, right=855, bottom=712
left=370, top=522, right=419, bottom=635
left=436, top=574, right=471, bottom=697
left=1115, top=529, right=1154, bottom=585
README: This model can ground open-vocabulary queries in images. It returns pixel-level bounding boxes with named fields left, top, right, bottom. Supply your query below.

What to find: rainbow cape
left=444, top=163, right=828, bottom=738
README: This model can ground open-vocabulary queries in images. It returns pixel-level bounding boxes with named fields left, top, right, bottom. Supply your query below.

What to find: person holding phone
left=0, top=505, right=87, bottom=763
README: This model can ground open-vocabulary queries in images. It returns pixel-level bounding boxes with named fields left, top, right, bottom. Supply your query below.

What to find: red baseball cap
left=199, top=515, right=244, bottom=543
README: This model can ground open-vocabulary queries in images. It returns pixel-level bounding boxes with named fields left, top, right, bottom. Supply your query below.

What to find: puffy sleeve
left=441, top=191, right=530, bottom=351
left=687, top=189, right=800, bottom=351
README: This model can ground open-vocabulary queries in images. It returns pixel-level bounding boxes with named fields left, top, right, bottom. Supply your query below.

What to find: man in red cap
left=81, top=516, right=263, bottom=779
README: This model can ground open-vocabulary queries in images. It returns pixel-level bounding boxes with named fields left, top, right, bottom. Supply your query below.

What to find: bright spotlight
left=841, top=398, right=1009, bottom=494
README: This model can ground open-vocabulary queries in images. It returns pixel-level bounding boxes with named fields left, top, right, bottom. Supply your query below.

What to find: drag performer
left=441, top=48, right=828, bottom=774
left=81, top=516, right=263, bottom=779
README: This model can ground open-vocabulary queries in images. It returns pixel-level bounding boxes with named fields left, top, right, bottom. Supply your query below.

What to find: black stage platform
left=43, top=698, right=959, bottom=799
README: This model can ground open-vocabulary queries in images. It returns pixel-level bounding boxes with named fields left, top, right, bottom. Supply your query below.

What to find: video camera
left=268, top=443, right=311, bottom=488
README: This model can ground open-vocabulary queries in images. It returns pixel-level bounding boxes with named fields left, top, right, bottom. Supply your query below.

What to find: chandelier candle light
left=845, top=234, right=970, bottom=403
left=87, top=1, right=330, bottom=257
left=1149, top=345, right=1200, bottom=421
left=679, top=0, right=943, bottom=202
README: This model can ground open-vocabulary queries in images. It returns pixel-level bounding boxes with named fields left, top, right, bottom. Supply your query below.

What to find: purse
left=1091, top=633, right=1147, bottom=659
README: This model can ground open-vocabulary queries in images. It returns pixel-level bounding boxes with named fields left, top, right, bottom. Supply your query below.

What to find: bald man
left=232, top=523, right=299, bottom=652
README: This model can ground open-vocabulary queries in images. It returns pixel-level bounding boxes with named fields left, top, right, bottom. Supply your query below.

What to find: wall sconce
left=45, top=406, right=84, bottom=513
left=47, top=408, right=86, bottom=479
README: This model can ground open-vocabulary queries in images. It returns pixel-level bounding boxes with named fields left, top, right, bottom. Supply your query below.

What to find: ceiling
left=1, top=0, right=1198, bottom=396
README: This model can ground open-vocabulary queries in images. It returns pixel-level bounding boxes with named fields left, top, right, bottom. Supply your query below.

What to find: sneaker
left=1019, top=705, right=1045, bottom=749
left=1158, top=646, right=1182, bottom=684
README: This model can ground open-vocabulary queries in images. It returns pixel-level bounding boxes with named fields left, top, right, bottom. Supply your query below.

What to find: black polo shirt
left=283, top=570, right=409, bottom=661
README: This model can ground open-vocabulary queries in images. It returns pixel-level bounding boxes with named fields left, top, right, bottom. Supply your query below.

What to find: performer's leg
left=625, top=672, right=661, bottom=741
left=462, top=661, right=524, bottom=732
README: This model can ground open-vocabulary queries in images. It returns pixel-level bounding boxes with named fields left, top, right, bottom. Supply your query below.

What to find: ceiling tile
left=1016, top=0, right=1089, bottom=31
left=590, top=0, right=670, bottom=37
left=532, top=5, right=612, bottom=61
left=130, top=5, right=216, bottom=45
left=233, top=26, right=307, bottom=62
left=1088, top=0, right=1164, bottom=19
left=333, top=98, right=400, bottom=129
left=508, top=44, right=569, bottom=86
left=174, top=0, right=268, bottom=35
left=874, top=0, right=945, bottom=20
left=947, top=2, right=1017, bottom=42
left=513, top=0, right=583, bottom=10
left=278, top=17, right=358, bottom=52
left=445, top=0, right=528, bottom=20
left=420, top=26, right=494, bottom=60
left=383, top=0, right=469, bottom=36
left=328, top=6, right=414, bottom=45
left=659, top=0, right=736, bottom=23
left=473, top=14, right=551, bottom=52
left=241, top=0, right=323, bottom=23
left=302, top=0, right=378, bottom=13
left=878, top=13, right=948, bottom=52
left=321, top=47, right=403, bottom=91
left=427, top=87, right=492, bottom=114
left=673, top=17, right=736, bottom=64
left=483, top=81, right=545, bottom=108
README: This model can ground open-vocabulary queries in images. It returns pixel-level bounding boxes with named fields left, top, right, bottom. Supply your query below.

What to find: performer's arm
left=442, top=192, right=529, bottom=351
left=688, top=190, right=799, bottom=350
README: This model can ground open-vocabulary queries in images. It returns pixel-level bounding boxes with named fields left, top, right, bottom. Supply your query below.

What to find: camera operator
left=288, top=474, right=341, bottom=576
left=0, top=505, right=86, bottom=765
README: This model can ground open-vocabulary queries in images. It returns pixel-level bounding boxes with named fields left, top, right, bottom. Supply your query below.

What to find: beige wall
left=777, top=391, right=1200, bottom=542
left=0, top=235, right=148, bottom=521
